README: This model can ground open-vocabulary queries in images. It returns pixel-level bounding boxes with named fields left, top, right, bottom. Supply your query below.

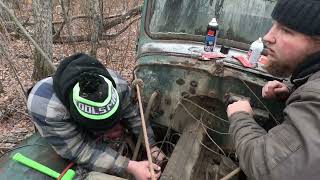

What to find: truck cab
left=135, top=0, right=284, bottom=179
left=0, top=0, right=285, bottom=179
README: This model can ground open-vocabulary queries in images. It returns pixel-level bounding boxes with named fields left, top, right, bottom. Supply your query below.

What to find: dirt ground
left=0, top=0, right=141, bottom=155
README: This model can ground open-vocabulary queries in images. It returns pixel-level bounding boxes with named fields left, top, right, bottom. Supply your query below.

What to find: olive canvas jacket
left=229, top=53, right=320, bottom=180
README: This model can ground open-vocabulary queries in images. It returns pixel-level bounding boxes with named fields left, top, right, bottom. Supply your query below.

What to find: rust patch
left=181, top=91, right=190, bottom=98
left=189, top=87, right=196, bottom=94
left=176, top=78, right=185, bottom=85
left=190, top=81, right=198, bottom=87
left=164, top=98, right=171, bottom=105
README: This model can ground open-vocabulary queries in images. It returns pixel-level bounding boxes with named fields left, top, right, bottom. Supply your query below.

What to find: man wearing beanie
left=27, top=53, right=164, bottom=179
left=226, top=0, right=320, bottom=179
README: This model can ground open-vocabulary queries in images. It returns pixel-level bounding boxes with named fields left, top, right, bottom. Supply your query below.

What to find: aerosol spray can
left=248, top=37, right=264, bottom=67
left=204, top=18, right=219, bottom=52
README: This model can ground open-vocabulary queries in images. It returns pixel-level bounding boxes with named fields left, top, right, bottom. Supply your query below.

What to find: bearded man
left=226, top=0, right=320, bottom=179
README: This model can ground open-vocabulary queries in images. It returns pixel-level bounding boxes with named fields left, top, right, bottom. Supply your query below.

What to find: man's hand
left=150, top=146, right=166, bottom=162
left=227, top=100, right=253, bottom=118
left=262, top=80, right=289, bottom=99
left=127, top=160, right=161, bottom=180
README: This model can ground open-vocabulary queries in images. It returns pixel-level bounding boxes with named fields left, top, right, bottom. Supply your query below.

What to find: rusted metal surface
left=137, top=41, right=282, bottom=80
left=136, top=3, right=285, bottom=179
left=0, top=133, right=70, bottom=180
left=0, top=1, right=284, bottom=179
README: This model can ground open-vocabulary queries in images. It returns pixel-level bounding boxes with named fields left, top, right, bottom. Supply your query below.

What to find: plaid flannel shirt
left=27, top=69, right=155, bottom=176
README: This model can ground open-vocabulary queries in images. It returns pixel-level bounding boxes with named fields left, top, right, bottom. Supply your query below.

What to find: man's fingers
left=266, top=86, right=276, bottom=98
left=274, top=86, right=288, bottom=93
left=146, top=172, right=151, bottom=179
left=272, top=81, right=283, bottom=88
left=262, top=85, right=266, bottom=97
left=155, top=171, right=161, bottom=178
left=152, top=163, right=161, bottom=171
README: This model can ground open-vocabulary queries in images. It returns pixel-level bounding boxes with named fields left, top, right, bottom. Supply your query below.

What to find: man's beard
left=262, top=59, right=295, bottom=78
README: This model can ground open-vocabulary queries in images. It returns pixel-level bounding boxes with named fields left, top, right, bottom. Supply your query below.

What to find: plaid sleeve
left=108, top=70, right=156, bottom=145
left=27, top=77, right=129, bottom=176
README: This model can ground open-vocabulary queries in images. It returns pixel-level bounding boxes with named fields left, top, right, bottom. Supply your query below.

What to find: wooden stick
left=220, top=167, right=241, bottom=180
left=132, top=91, right=158, bottom=161
left=134, top=75, right=156, bottom=180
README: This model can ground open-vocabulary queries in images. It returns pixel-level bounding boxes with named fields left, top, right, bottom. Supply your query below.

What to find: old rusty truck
left=0, top=0, right=285, bottom=179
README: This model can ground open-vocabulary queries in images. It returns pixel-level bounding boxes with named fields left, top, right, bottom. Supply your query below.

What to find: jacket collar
left=291, top=52, right=320, bottom=87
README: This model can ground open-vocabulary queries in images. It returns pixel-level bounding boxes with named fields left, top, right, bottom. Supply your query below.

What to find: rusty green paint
left=0, top=133, right=70, bottom=180
left=1, top=1, right=285, bottom=179
left=136, top=0, right=284, bottom=154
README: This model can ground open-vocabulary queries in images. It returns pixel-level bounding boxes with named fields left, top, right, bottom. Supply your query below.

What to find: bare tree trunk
left=0, top=80, right=3, bottom=94
left=0, top=0, right=15, bottom=32
left=0, top=0, right=10, bottom=21
left=32, top=0, right=54, bottom=81
left=89, top=0, right=102, bottom=57
left=59, top=0, right=75, bottom=52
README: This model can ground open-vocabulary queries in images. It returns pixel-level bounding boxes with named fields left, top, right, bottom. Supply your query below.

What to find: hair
left=311, top=36, right=320, bottom=51
left=314, top=36, right=320, bottom=42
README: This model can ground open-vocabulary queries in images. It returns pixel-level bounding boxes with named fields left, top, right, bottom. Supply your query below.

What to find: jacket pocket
left=264, top=122, right=303, bottom=171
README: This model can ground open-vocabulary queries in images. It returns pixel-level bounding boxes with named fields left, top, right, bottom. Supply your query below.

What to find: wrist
left=228, top=111, right=253, bottom=121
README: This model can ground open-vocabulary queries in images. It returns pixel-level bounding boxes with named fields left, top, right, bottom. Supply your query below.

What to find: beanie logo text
left=72, top=76, right=120, bottom=120
left=76, top=90, right=118, bottom=115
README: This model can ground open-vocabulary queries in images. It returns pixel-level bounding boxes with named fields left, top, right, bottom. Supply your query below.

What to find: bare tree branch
left=53, top=17, right=140, bottom=43
left=0, top=0, right=56, bottom=71
left=52, top=4, right=141, bottom=42
left=59, top=0, right=75, bottom=52
left=52, top=15, right=90, bottom=25
left=104, top=17, right=140, bottom=40
left=103, top=5, right=142, bottom=31
left=52, top=5, right=141, bottom=25
left=52, top=19, right=66, bottom=39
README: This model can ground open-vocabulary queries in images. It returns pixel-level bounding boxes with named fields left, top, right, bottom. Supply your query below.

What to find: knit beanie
left=53, top=53, right=121, bottom=131
left=271, top=0, right=320, bottom=36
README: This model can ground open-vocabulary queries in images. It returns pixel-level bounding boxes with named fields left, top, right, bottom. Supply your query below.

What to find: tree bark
left=59, top=0, right=75, bottom=52
left=89, top=0, right=102, bottom=57
left=32, top=0, right=54, bottom=81
left=0, top=80, right=3, bottom=94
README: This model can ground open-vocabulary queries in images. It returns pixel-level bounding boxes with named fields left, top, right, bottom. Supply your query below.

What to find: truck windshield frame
left=144, top=0, right=276, bottom=49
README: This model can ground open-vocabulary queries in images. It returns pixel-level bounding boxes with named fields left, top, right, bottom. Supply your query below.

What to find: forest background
left=0, top=0, right=143, bottom=156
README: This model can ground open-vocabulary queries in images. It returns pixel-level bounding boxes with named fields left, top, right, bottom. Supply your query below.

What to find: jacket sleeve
left=28, top=97, right=129, bottom=177
left=229, top=107, right=303, bottom=179
left=120, top=85, right=156, bottom=145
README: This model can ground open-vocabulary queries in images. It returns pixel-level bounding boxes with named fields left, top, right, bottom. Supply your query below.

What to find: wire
left=199, top=140, right=221, bottom=157
left=180, top=97, right=229, bottom=123
left=150, top=149, right=169, bottom=160
left=58, top=162, right=75, bottom=180
left=192, top=121, right=222, bottom=157
left=154, top=97, right=181, bottom=161
left=178, top=101, right=229, bottom=135
left=151, top=141, right=176, bottom=148
left=199, top=114, right=226, bottom=156
left=177, top=102, right=227, bottom=157
left=240, top=79, right=280, bottom=125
